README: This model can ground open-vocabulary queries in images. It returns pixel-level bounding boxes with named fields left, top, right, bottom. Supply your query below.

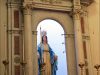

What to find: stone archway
left=31, top=9, right=77, bottom=75
left=23, top=1, right=85, bottom=75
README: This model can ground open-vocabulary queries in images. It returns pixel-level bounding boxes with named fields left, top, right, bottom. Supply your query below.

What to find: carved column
left=64, top=33, right=77, bottom=75
left=73, top=10, right=85, bottom=75
left=23, top=5, right=34, bottom=75
left=73, top=9, right=84, bottom=64
left=73, top=0, right=85, bottom=75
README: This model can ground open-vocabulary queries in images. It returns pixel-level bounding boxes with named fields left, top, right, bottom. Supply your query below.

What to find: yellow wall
left=0, top=0, right=7, bottom=75
left=0, top=0, right=99, bottom=75
left=87, top=0, right=100, bottom=74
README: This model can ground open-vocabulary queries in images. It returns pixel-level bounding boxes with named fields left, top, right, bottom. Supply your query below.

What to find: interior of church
left=0, top=0, right=99, bottom=75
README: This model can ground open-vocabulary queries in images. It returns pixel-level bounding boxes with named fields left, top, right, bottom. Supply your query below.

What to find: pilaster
left=73, top=0, right=85, bottom=75
left=23, top=4, right=34, bottom=75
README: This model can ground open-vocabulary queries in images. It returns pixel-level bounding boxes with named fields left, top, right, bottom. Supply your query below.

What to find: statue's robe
left=38, top=43, right=58, bottom=75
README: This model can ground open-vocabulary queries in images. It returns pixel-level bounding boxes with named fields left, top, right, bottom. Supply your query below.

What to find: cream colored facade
left=0, top=0, right=99, bottom=75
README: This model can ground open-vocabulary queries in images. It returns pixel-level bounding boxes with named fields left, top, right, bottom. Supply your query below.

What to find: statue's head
left=41, top=31, right=48, bottom=43
left=42, top=35, right=48, bottom=43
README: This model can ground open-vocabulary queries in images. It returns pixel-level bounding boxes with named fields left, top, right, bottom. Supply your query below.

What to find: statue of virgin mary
left=37, top=31, right=58, bottom=75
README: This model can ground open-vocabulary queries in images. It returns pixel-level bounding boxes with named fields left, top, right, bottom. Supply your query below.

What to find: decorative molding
left=84, top=59, right=88, bottom=67
left=73, top=0, right=94, bottom=6
left=7, top=2, right=22, bottom=8
left=81, top=0, right=94, bottom=6
left=94, top=64, right=100, bottom=69
left=2, top=60, right=9, bottom=66
left=23, top=3, right=33, bottom=10
left=79, top=62, right=85, bottom=68
left=62, top=33, right=90, bottom=39
left=20, top=61, right=27, bottom=67
left=80, top=9, right=88, bottom=16
left=32, top=31, right=37, bottom=35
left=73, top=8, right=87, bottom=20
left=62, top=33, right=74, bottom=38
left=7, top=0, right=21, bottom=3
left=14, top=57, right=20, bottom=63
left=94, top=64, right=100, bottom=75
left=82, top=34, right=90, bottom=40
left=7, top=30, right=23, bottom=34
left=23, top=3, right=33, bottom=15
left=78, top=62, right=85, bottom=75
left=23, top=1, right=72, bottom=12
left=39, top=0, right=62, bottom=4
left=66, top=34, right=74, bottom=38
left=73, top=9, right=82, bottom=14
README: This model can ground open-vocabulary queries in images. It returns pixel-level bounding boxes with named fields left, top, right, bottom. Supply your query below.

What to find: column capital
left=23, top=3, right=33, bottom=15
left=73, top=9, right=81, bottom=20
left=23, top=2, right=33, bottom=9
left=73, top=8, right=87, bottom=20
left=73, top=0, right=81, bottom=19
left=81, top=10, right=88, bottom=16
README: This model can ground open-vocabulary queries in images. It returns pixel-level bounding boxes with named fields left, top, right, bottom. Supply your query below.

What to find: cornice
left=22, top=1, right=72, bottom=12
left=80, top=0, right=94, bottom=6
left=7, top=2, right=22, bottom=8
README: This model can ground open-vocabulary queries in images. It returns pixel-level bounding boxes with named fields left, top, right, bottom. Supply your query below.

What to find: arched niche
left=32, top=9, right=77, bottom=75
